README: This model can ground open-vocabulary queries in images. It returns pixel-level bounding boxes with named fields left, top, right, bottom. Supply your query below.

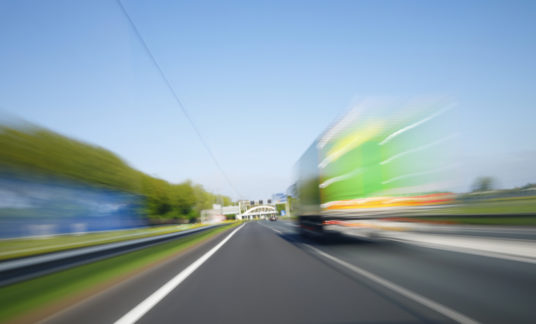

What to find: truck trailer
left=295, top=99, right=458, bottom=239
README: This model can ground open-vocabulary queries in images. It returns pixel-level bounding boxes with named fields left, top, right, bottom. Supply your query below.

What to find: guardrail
left=0, top=223, right=227, bottom=286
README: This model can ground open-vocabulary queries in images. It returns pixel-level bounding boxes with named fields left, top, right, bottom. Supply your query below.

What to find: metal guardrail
left=0, top=223, right=227, bottom=286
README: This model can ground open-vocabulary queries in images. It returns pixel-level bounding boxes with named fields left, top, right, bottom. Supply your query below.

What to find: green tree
left=0, top=125, right=228, bottom=222
left=471, top=177, right=495, bottom=192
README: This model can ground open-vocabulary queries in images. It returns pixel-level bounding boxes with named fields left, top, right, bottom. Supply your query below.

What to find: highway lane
left=44, top=221, right=536, bottom=324
left=268, top=220, right=536, bottom=323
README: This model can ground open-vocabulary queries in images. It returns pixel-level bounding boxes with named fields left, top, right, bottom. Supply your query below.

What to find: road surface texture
left=44, top=221, right=536, bottom=324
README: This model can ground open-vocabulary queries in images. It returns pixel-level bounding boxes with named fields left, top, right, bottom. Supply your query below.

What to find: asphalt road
left=44, top=221, right=536, bottom=324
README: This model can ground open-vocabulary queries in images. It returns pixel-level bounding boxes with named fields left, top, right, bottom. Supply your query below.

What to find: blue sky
left=1, top=0, right=535, bottom=199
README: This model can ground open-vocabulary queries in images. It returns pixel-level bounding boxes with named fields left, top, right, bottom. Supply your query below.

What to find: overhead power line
left=115, top=0, right=241, bottom=198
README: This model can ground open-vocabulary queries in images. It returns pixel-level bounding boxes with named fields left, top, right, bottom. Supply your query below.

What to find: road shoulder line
left=382, top=233, right=536, bottom=264
left=306, top=244, right=479, bottom=324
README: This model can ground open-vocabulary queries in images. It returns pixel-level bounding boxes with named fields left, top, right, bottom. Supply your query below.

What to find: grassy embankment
left=1, top=125, right=233, bottom=224
left=0, top=222, right=239, bottom=323
left=0, top=223, right=236, bottom=261
left=409, top=196, right=536, bottom=225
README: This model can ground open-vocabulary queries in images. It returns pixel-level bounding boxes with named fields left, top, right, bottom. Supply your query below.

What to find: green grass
left=0, top=223, right=216, bottom=261
left=416, top=216, right=536, bottom=226
left=402, top=198, right=536, bottom=225
left=0, top=222, right=238, bottom=323
left=419, top=197, right=536, bottom=217
left=456, top=199, right=536, bottom=215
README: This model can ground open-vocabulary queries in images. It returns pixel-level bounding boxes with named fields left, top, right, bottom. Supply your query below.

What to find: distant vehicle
left=269, top=215, right=277, bottom=221
left=294, top=101, right=456, bottom=239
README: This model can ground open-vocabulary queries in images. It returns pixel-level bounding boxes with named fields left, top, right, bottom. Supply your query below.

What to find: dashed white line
left=114, top=224, right=244, bottom=324
left=307, top=244, right=479, bottom=324
left=258, top=221, right=284, bottom=235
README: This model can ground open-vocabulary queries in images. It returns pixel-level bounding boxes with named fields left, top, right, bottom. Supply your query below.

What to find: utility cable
left=116, top=0, right=242, bottom=198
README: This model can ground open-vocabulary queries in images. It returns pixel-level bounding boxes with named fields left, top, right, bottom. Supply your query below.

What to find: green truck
left=295, top=99, right=457, bottom=238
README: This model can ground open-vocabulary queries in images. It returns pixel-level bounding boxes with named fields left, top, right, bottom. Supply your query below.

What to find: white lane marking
left=114, top=224, right=245, bottom=324
left=285, top=222, right=298, bottom=227
left=257, top=221, right=283, bottom=235
left=307, top=245, right=479, bottom=324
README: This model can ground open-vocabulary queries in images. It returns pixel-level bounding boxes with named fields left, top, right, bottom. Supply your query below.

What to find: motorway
left=43, top=221, right=536, bottom=324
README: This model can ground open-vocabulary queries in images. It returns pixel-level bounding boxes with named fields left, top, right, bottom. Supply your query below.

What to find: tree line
left=0, top=124, right=232, bottom=223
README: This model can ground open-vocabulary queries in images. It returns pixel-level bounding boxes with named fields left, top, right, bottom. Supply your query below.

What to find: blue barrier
left=0, top=176, right=146, bottom=238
